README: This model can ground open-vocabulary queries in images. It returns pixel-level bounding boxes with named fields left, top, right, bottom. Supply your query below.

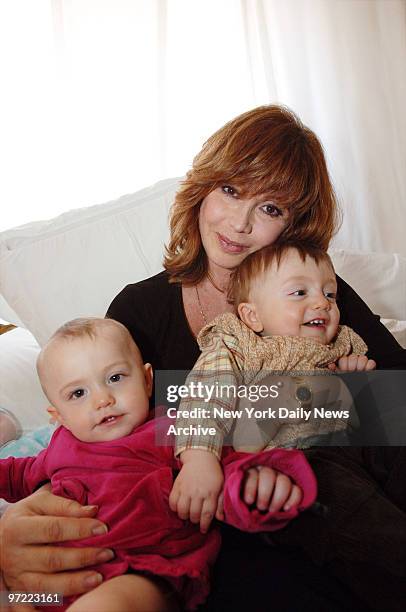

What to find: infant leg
left=67, top=573, right=178, bottom=612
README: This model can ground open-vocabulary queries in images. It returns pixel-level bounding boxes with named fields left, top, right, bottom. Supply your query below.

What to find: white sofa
left=1, top=177, right=405, bottom=433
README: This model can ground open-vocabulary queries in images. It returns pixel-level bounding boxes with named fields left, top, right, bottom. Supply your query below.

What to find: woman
left=1, top=106, right=404, bottom=610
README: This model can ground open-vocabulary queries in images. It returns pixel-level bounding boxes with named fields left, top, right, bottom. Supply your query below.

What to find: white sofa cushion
left=329, top=249, right=406, bottom=322
left=0, top=327, right=48, bottom=432
left=0, top=178, right=180, bottom=345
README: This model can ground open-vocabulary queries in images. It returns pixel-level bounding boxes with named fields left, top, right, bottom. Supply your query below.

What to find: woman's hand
left=0, top=485, right=114, bottom=597
left=242, top=466, right=302, bottom=512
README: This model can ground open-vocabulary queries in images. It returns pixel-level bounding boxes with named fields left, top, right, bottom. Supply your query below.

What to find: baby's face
left=241, top=249, right=340, bottom=344
left=41, top=327, right=152, bottom=442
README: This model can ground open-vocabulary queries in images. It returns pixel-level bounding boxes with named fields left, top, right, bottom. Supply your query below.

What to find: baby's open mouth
left=303, top=318, right=326, bottom=327
left=99, top=415, right=122, bottom=425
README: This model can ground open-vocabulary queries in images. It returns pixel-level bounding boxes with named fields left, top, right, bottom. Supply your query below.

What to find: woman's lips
left=217, top=233, right=248, bottom=254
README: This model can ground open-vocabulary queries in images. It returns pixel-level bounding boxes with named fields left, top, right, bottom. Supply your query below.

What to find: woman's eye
left=109, top=374, right=122, bottom=383
left=70, top=389, right=85, bottom=400
left=260, top=203, right=283, bottom=218
left=221, top=185, right=237, bottom=197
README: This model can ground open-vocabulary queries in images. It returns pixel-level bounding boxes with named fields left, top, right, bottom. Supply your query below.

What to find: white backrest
left=0, top=178, right=181, bottom=345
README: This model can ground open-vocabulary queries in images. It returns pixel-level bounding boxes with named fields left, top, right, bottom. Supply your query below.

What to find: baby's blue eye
left=109, top=374, right=122, bottom=383
left=71, top=389, right=85, bottom=400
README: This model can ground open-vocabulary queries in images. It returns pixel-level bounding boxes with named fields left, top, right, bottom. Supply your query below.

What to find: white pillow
left=380, top=319, right=406, bottom=349
left=329, top=249, right=406, bottom=321
left=0, top=178, right=181, bottom=345
left=0, top=327, right=48, bottom=432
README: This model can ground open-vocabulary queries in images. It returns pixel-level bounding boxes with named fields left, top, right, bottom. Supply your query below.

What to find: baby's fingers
left=168, top=482, right=180, bottom=513
left=215, top=491, right=224, bottom=522
left=199, top=497, right=217, bottom=534
left=283, top=484, right=303, bottom=511
left=256, top=467, right=277, bottom=511
left=243, top=468, right=259, bottom=505
left=269, top=473, right=291, bottom=513
left=189, top=496, right=204, bottom=526
left=366, top=358, right=376, bottom=371
left=175, top=494, right=192, bottom=521
left=354, top=355, right=368, bottom=371
left=337, top=356, right=349, bottom=370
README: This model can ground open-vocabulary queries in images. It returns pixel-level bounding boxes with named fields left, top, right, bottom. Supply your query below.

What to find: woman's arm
left=336, top=275, right=406, bottom=369
left=0, top=486, right=113, bottom=596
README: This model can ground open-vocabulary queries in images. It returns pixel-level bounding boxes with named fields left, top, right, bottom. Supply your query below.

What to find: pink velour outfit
left=0, top=416, right=317, bottom=610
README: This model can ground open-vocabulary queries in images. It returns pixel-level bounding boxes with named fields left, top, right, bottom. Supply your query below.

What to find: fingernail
left=84, top=573, right=103, bottom=587
left=96, top=549, right=114, bottom=562
left=92, top=524, right=108, bottom=535
left=84, top=505, right=98, bottom=512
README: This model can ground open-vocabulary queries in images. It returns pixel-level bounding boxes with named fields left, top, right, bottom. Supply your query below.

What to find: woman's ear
left=143, top=363, right=154, bottom=397
left=47, top=406, right=62, bottom=425
left=238, top=302, right=264, bottom=333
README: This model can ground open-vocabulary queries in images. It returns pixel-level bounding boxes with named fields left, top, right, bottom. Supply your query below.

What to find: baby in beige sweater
left=170, top=241, right=376, bottom=532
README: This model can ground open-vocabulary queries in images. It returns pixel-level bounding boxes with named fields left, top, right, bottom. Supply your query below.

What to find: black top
left=107, top=270, right=406, bottom=371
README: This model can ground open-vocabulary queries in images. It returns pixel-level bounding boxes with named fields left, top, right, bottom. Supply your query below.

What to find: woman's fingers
left=30, top=486, right=99, bottom=518
left=14, top=515, right=107, bottom=545
left=18, top=570, right=104, bottom=598
left=12, top=546, right=114, bottom=573
left=283, top=484, right=303, bottom=511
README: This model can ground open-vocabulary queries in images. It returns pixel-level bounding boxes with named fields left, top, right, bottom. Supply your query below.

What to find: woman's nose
left=229, top=205, right=252, bottom=233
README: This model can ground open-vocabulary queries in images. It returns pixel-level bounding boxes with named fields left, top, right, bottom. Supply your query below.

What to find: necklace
left=207, top=271, right=226, bottom=294
left=195, top=286, right=208, bottom=326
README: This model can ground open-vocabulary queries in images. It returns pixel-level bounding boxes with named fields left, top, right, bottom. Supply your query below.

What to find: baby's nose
left=314, top=295, right=330, bottom=309
left=95, top=393, right=115, bottom=409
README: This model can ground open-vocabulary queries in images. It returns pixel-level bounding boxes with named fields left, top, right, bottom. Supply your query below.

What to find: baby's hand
left=169, top=449, right=224, bottom=534
left=242, top=466, right=302, bottom=512
left=329, top=354, right=376, bottom=372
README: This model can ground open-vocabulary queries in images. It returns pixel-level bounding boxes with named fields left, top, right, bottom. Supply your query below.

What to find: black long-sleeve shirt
left=107, top=270, right=406, bottom=371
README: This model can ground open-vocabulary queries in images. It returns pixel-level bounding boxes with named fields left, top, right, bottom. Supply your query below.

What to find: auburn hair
left=229, top=241, right=335, bottom=306
left=164, top=105, right=340, bottom=285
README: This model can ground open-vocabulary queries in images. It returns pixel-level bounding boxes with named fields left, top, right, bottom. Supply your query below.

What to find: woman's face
left=199, top=186, right=289, bottom=272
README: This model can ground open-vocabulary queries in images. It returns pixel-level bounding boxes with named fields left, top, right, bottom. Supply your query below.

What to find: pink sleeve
left=0, top=450, right=49, bottom=503
left=222, top=448, right=317, bottom=533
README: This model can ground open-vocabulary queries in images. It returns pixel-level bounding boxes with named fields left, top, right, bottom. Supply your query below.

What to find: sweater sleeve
left=221, top=448, right=317, bottom=533
left=174, top=334, right=240, bottom=459
left=0, top=450, right=49, bottom=503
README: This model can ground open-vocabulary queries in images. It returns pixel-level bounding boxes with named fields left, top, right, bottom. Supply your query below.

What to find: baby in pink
left=0, top=318, right=316, bottom=611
